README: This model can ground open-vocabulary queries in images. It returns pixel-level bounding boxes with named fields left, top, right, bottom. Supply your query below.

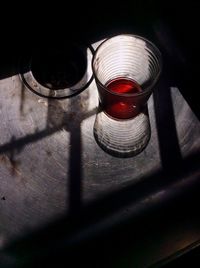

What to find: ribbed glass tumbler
left=92, top=34, right=162, bottom=157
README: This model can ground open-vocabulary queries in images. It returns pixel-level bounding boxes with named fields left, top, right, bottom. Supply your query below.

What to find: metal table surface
left=0, top=37, right=200, bottom=266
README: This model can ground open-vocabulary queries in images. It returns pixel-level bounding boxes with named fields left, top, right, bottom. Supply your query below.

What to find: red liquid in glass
left=104, top=78, right=142, bottom=119
left=106, top=78, right=142, bottom=95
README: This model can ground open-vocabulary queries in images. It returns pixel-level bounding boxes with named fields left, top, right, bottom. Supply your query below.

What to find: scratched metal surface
left=0, top=52, right=200, bottom=259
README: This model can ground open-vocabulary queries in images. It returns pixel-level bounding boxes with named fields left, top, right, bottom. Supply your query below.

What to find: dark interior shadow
left=31, top=45, right=87, bottom=90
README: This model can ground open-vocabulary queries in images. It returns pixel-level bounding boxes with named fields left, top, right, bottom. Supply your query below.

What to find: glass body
left=92, top=34, right=162, bottom=119
left=92, top=34, right=162, bottom=157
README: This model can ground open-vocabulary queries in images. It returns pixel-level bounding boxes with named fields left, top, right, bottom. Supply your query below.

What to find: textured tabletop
left=0, top=40, right=200, bottom=267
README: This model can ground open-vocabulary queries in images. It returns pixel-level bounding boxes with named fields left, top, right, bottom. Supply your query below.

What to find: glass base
left=93, top=110, right=151, bottom=158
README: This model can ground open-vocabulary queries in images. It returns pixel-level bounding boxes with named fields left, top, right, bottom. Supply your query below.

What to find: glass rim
left=92, top=34, right=163, bottom=98
left=19, top=44, right=94, bottom=99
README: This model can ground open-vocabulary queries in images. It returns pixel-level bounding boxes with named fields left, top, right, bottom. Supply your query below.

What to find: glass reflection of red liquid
left=104, top=78, right=142, bottom=119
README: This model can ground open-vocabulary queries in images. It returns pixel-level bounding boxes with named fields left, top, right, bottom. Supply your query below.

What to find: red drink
left=106, top=78, right=142, bottom=94
left=102, top=78, right=143, bottom=119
